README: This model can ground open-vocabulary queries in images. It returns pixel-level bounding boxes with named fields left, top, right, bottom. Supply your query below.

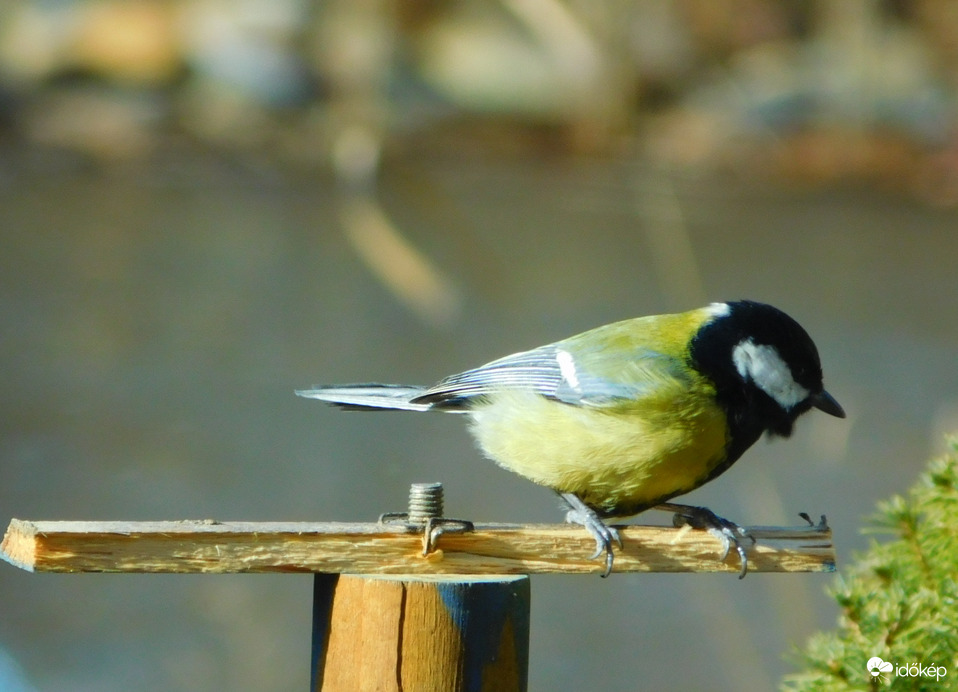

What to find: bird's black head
left=690, top=301, right=844, bottom=457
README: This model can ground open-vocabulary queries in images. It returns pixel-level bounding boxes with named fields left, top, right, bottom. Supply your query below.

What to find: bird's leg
left=655, top=502, right=755, bottom=578
left=559, top=492, right=622, bottom=578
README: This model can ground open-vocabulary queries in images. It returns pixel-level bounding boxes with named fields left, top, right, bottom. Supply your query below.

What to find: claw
left=657, top=503, right=755, bottom=579
left=560, top=493, right=621, bottom=577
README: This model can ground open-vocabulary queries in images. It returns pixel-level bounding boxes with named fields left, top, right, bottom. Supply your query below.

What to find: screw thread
left=407, top=482, right=444, bottom=523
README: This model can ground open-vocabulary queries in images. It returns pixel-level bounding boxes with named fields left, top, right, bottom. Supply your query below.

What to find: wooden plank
left=0, top=518, right=835, bottom=575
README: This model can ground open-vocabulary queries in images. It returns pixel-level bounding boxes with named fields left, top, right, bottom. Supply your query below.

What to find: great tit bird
left=297, top=300, right=844, bottom=577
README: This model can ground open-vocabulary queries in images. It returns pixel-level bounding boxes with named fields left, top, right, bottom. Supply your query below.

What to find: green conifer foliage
left=783, top=439, right=958, bottom=691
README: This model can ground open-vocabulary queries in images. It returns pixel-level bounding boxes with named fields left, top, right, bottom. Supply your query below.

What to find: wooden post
left=311, top=573, right=530, bottom=692
left=311, top=573, right=339, bottom=691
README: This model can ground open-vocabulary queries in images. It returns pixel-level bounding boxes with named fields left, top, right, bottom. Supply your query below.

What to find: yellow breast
left=468, top=385, right=729, bottom=517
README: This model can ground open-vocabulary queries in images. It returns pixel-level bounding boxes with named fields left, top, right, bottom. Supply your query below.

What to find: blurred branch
left=340, top=195, right=461, bottom=326
left=634, top=165, right=706, bottom=309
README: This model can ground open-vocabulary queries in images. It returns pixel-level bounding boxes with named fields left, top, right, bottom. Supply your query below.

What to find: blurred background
left=1, top=0, right=957, bottom=690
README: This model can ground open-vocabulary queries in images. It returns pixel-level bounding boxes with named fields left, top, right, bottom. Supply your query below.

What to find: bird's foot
left=560, top=493, right=622, bottom=577
left=656, top=502, right=755, bottom=579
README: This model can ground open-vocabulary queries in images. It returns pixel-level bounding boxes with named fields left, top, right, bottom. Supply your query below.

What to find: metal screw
left=407, top=482, right=444, bottom=524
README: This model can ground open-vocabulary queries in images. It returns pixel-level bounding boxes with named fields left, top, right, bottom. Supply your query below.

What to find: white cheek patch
left=732, top=339, right=809, bottom=409
left=555, top=349, right=580, bottom=391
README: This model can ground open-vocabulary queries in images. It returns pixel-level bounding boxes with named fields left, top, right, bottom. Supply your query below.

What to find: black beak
left=811, top=390, right=845, bottom=418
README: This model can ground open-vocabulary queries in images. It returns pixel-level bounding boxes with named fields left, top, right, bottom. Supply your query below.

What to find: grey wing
left=411, top=344, right=563, bottom=408
left=411, top=343, right=672, bottom=409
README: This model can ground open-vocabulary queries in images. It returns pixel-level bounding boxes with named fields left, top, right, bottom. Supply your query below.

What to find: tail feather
left=295, top=384, right=432, bottom=411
